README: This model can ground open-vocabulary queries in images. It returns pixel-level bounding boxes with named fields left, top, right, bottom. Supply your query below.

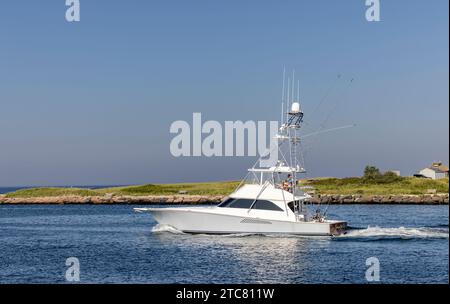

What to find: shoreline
left=0, top=193, right=448, bottom=205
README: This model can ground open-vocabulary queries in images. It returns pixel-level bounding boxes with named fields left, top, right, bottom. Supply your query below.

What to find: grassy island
left=3, top=181, right=241, bottom=198
left=303, top=176, right=448, bottom=195
left=3, top=177, right=448, bottom=198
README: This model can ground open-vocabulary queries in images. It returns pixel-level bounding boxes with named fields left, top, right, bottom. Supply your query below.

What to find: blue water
left=0, top=204, right=448, bottom=284
left=0, top=187, right=28, bottom=194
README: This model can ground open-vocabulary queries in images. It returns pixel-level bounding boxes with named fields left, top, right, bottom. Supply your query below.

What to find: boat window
left=287, top=202, right=294, bottom=213
left=219, top=198, right=283, bottom=211
left=253, top=200, right=284, bottom=211
left=287, top=201, right=302, bottom=213
left=227, top=199, right=254, bottom=209
left=218, top=198, right=234, bottom=207
left=218, top=198, right=254, bottom=209
left=218, top=198, right=253, bottom=208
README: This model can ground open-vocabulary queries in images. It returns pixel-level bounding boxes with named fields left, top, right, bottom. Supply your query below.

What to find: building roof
left=421, top=162, right=449, bottom=173
left=424, top=166, right=448, bottom=173
left=438, top=165, right=449, bottom=172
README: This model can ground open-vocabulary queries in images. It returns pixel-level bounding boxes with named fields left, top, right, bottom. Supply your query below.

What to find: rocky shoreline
left=0, top=193, right=448, bottom=205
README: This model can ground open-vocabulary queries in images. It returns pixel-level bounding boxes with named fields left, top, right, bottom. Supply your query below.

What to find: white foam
left=150, top=224, right=448, bottom=239
left=340, top=226, right=449, bottom=239
left=151, top=224, right=185, bottom=234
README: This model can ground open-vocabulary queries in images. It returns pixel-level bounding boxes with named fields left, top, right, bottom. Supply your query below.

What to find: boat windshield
left=218, top=198, right=283, bottom=211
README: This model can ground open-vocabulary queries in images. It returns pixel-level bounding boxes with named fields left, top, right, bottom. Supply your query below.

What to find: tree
left=363, top=165, right=381, bottom=180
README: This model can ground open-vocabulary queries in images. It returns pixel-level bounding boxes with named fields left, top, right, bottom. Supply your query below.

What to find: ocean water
left=0, top=187, right=28, bottom=194
left=0, top=204, right=447, bottom=284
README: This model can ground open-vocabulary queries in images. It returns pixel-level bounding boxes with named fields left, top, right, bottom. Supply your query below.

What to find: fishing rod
left=301, top=77, right=356, bottom=154
left=301, top=124, right=356, bottom=139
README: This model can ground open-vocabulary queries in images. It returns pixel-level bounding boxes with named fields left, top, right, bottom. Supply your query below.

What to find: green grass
left=302, top=177, right=449, bottom=195
left=5, top=181, right=241, bottom=198
left=5, top=187, right=100, bottom=198
left=99, top=181, right=240, bottom=196
left=4, top=177, right=448, bottom=198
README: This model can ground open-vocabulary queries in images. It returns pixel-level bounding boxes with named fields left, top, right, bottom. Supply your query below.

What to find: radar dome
left=291, top=102, right=300, bottom=113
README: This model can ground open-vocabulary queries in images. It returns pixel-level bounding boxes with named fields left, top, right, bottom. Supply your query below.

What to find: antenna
left=286, top=77, right=290, bottom=123
left=281, top=67, right=286, bottom=124
left=292, top=70, right=295, bottom=104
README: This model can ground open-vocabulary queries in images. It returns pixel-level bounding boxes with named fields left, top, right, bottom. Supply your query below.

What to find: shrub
left=379, top=171, right=403, bottom=183
left=363, top=165, right=381, bottom=181
left=362, top=166, right=404, bottom=184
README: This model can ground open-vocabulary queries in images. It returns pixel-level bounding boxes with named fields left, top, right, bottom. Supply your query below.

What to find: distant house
left=419, top=162, right=449, bottom=179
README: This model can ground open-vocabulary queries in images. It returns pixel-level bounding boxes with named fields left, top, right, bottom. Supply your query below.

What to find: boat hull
left=138, top=208, right=347, bottom=236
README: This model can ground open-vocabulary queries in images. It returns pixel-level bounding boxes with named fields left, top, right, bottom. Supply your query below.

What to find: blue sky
left=0, top=0, right=448, bottom=186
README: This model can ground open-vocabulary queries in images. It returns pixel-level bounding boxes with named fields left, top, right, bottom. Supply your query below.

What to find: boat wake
left=151, top=224, right=185, bottom=234
left=337, top=226, right=449, bottom=241
left=150, top=224, right=449, bottom=240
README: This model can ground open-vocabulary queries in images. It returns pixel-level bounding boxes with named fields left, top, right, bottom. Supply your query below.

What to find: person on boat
left=285, top=174, right=294, bottom=193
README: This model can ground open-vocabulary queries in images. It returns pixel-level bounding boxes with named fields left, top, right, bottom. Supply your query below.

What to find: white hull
left=136, top=207, right=347, bottom=236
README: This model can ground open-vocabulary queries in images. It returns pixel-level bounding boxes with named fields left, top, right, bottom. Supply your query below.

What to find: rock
left=0, top=193, right=448, bottom=205
left=410, top=196, right=422, bottom=204
left=423, top=195, right=436, bottom=204
left=320, top=196, right=331, bottom=204
left=372, top=196, right=382, bottom=203
left=359, top=196, right=372, bottom=203
left=342, top=196, right=355, bottom=204
left=392, top=195, right=405, bottom=203
left=381, top=196, right=393, bottom=203
left=173, top=196, right=184, bottom=203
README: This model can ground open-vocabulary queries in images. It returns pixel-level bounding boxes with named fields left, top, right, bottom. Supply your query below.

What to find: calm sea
left=0, top=204, right=448, bottom=283
left=0, top=187, right=28, bottom=194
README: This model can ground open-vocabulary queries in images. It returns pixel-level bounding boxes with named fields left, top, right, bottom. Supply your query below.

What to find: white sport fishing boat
left=135, top=73, right=347, bottom=236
